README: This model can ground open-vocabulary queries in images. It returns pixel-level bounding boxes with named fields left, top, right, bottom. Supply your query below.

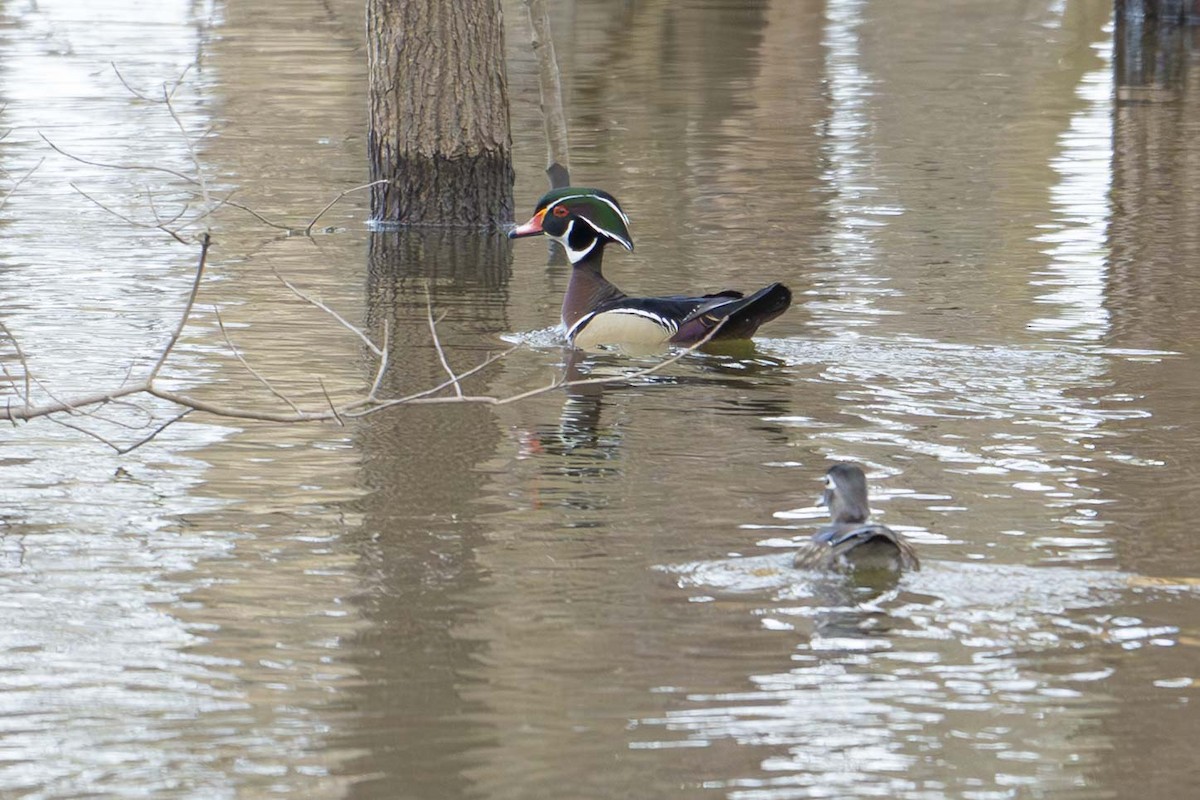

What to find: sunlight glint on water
left=1030, top=25, right=1114, bottom=340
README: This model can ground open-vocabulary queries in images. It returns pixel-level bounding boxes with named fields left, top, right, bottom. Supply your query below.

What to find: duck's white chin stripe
left=559, top=220, right=598, bottom=264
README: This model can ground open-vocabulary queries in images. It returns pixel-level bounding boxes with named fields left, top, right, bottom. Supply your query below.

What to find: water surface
left=2, top=0, right=1199, bottom=797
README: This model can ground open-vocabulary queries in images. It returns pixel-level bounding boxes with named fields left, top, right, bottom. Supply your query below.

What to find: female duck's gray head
left=508, top=187, right=633, bottom=264
left=820, top=463, right=872, bottom=525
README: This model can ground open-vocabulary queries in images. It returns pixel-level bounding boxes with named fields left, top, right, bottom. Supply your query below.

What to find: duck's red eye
left=551, top=205, right=569, bottom=218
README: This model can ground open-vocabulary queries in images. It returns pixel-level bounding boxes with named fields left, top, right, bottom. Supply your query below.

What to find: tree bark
left=367, top=0, right=515, bottom=227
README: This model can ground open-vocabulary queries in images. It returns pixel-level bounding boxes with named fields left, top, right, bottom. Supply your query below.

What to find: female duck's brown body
left=793, top=463, right=921, bottom=572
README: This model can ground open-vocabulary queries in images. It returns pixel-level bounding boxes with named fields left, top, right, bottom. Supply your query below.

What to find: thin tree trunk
left=524, top=0, right=571, bottom=188
left=367, top=0, right=515, bottom=227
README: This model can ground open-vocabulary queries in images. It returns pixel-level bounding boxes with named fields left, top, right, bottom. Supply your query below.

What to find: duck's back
left=794, top=523, right=920, bottom=572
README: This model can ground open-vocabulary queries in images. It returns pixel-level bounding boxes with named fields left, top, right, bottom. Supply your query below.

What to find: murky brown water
left=2, top=0, right=1199, bottom=797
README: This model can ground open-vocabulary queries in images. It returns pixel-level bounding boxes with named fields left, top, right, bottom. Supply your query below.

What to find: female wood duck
left=508, top=187, right=791, bottom=350
left=793, top=463, right=920, bottom=572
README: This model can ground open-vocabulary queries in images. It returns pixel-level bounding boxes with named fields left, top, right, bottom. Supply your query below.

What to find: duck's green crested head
left=509, top=187, right=633, bottom=263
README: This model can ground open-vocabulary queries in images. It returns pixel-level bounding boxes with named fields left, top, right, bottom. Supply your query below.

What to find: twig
left=148, top=233, right=210, bottom=382
left=112, top=62, right=195, bottom=104
left=114, top=408, right=193, bottom=454
left=355, top=321, right=727, bottom=415
left=1, top=384, right=143, bottom=422
left=214, top=306, right=304, bottom=414
left=0, top=332, right=98, bottom=419
left=70, top=181, right=188, bottom=232
left=48, top=415, right=125, bottom=451
left=164, top=64, right=194, bottom=102
left=317, top=378, right=344, bottom=426
left=170, top=189, right=244, bottom=235
left=0, top=320, right=33, bottom=412
left=362, top=343, right=521, bottom=409
left=368, top=319, right=390, bottom=400
left=490, top=319, right=729, bottom=405
left=219, top=197, right=294, bottom=231
left=304, top=179, right=387, bottom=235
left=40, top=133, right=199, bottom=186
left=50, top=407, right=193, bottom=454
left=425, top=286, right=462, bottom=398
left=273, top=269, right=383, bottom=357
left=110, top=62, right=158, bottom=102
left=163, top=82, right=211, bottom=211
left=0, top=158, right=44, bottom=215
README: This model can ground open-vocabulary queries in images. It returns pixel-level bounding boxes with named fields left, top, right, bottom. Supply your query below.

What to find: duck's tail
left=672, top=282, right=792, bottom=344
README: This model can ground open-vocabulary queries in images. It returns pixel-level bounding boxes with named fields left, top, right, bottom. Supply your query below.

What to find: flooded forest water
left=2, top=0, right=1200, bottom=797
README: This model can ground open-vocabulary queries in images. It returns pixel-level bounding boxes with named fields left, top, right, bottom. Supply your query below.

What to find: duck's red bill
left=508, top=208, right=547, bottom=239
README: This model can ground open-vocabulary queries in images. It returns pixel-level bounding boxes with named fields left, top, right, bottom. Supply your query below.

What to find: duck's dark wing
left=794, top=523, right=920, bottom=572
left=671, top=282, right=792, bottom=344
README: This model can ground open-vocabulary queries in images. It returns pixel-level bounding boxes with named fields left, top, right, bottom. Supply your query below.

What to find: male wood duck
left=508, top=187, right=791, bottom=350
left=793, top=463, right=920, bottom=572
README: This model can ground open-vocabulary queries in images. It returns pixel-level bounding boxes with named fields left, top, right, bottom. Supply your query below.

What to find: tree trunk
left=367, top=0, right=515, bottom=227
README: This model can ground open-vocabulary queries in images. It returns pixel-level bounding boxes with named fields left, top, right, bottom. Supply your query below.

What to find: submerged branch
left=2, top=233, right=722, bottom=445
left=3, top=67, right=724, bottom=453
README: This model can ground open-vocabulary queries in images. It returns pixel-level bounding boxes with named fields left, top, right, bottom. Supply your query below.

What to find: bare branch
left=368, top=319, right=390, bottom=400
left=147, top=233, right=211, bottom=382
left=0, top=158, right=44, bottom=215
left=5, top=68, right=739, bottom=447
left=214, top=306, right=304, bottom=414
left=48, top=406, right=192, bottom=454
left=71, top=182, right=175, bottom=228
left=305, top=179, right=388, bottom=235
left=0, top=320, right=33, bottom=412
left=40, top=133, right=199, bottom=186
left=110, top=62, right=158, bottom=102
left=360, top=343, right=522, bottom=410
left=218, top=197, right=294, bottom=231
left=0, top=327, right=115, bottom=421
left=489, top=320, right=729, bottom=406
left=1, top=384, right=145, bottom=423
left=145, top=189, right=192, bottom=229
left=162, top=82, right=211, bottom=211
left=317, top=378, right=345, bottom=427
left=425, top=286, right=463, bottom=398
left=164, top=64, right=194, bottom=102
left=272, top=269, right=383, bottom=357
left=114, top=408, right=194, bottom=454
left=48, top=415, right=126, bottom=451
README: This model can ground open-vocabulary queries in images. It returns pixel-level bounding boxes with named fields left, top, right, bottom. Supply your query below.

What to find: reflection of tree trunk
left=1115, top=1, right=1199, bottom=92
left=367, top=0, right=515, bottom=226
left=1094, top=9, right=1200, bottom=799
left=337, top=230, right=512, bottom=794
left=1109, top=8, right=1200, bottom=347
left=1115, top=0, right=1200, bottom=22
